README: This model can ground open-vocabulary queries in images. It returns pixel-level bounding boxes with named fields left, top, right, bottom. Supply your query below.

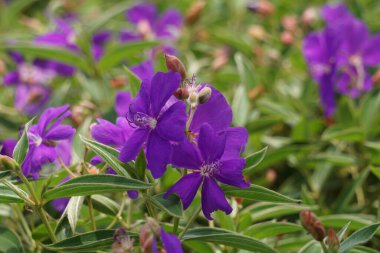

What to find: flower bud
left=165, top=54, right=187, bottom=81
left=185, top=0, right=206, bottom=25
left=282, top=15, right=298, bottom=33
left=280, top=31, right=294, bottom=46
left=247, top=0, right=274, bottom=17
left=174, top=88, right=189, bottom=100
left=112, top=228, right=134, bottom=253
left=139, top=223, right=154, bottom=253
left=327, top=228, right=339, bottom=251
left=0, top=155, right=18, bottom=171
left=197, top=87, right=212, bottom=104
left=302, top=7, right=319, bottom=26
left=248, top=25, right=266, bottom=41
left=146, top=217, right=160, bottom=237
left=300, top=210, right=326, bottom=241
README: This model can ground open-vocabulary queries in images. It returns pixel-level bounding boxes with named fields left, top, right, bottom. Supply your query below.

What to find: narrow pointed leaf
left=149, top=193, right=183, bottom=218
left=244, top=222, right=302, bottom=239
left=13, top=117, right=34, bottom=165
left=339, top=223, right=380, bottom=253
left=0, top=185, right=25, bottom=203
left=183, top=227, right=277, bottom=253
left=89, top=195, right=119, bottom=216
left=0, top=226, right=24, bottom=253
left=67, top=197, right=84, bottom=232
left=244, top=146, right=268, bottom=174
left=43, top=174, right=151, bottom=200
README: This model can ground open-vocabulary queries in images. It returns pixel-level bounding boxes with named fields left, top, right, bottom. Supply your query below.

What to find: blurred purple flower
left=0, top=139, right=17, bottom=157
left=22, top=105, right=75, bottom=179
left=164, top=123, right=249, bottom=220
left=119, top=71, right=187, bottom=178
left=92, top=30, right=112, bottom=61
left=120, top=3, right=182, bottom=54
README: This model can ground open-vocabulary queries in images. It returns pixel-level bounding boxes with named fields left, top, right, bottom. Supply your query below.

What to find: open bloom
left=120, top=3, right=182, bottom=55
left=22, top=105, right=75, bottom=178
left=165, top=123, right=249, bottom=220
left=0, top=139, right=17, bottom=157
left=119, top=71, right=187, bottom=178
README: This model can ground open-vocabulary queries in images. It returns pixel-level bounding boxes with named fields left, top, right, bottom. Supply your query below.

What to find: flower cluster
left=303, top=3, right=380, bottom=116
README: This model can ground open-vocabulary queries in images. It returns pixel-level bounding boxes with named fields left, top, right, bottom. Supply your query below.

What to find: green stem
left=173, top=217, right=179, bottom=234
left=16, top=170, right=39, bottom=204
left=320, top=241, right=328, bottom=253
left=36, top=207, right=57, bottom=243
left=179, top=206, right=202, bottom=240
left=87, top=196, right=96, bottom=230
left=2, top=179, right=35, bottom=206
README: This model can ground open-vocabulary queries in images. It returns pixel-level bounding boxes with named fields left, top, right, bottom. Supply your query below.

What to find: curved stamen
left=200, top=161, right=220, bottom=177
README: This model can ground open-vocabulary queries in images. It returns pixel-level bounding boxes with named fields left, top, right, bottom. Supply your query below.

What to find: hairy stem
left=179, top=206, right=202, bottom=240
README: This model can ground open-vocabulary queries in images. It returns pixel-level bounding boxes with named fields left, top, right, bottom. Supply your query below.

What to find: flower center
left=28, top=132, right=43, bottom=146
left=132, top=112, right=157, bottom=129
left=200, top=161, right=220, bottom=177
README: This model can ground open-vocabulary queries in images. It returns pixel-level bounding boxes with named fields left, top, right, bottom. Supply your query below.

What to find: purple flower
left=130, top=60, right=155, bottom=82
left=164, top=123, right=249, bottom=220
left=120, top=3, right=182, bottom=54
left=152, top=228, right=183, bottom=253
left=22, top=105, right=75, bottom=179
left=92, top=30, right=112, bottom=61
left=303, top=28, right=339, bottom=116
left=119, top=71, right=187, bottom=178
left=0, top=139, right=17, bottom=157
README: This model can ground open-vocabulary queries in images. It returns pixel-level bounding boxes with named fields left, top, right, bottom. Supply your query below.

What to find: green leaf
left=337, top=222, right=351, bottom=242
left=89, top=195, right=119, bottom=216
left=67, top=197, right=84, bottom=232
left=184, top=241, right=214, bottom=253
left=221, top=184, right=300, bottom=204
left=243, top=146, right=268, bottom=174
left=124, top=66, right=142, bottom=97
left=80, top=136, right=133, bottom=177
left=298, top=240, right=321, bottom=253
left=339, top=223, right=380, bottom=253
left=231, top=85, right=249, bottom=126
left=0, top=171, right=12, bottom=180
left=135, top=149, right=146, bottom=180
left=320, top=215, right=379, bottom=235
left=1, top=43, right=90, bottom=74
left=322, top=126, right=364, bottom=142
left=12, top=117, right=34, bottom=165
left=370, top=166, right=380, bottom=180
left=244, top=222, right=302, bottom=239
left=44, top=229, right=116, bottom=252
left=43, top=174, right=151, bottom=200
left=183, top=227, right=277, bottom=253
left=0, top=226, right=24, bottom=253
left=149, top=193, right=183, bottom=218
left=0, top=185, right=24, bottom=203
left=97, top=41, right=159, bottom=71
left=1, top=0, right=37, bottom=26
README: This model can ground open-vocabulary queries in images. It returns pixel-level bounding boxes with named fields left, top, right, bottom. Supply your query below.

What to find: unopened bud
left=185, top=0, right=206, bottom=25
left=146, top=217, right=160, bottom=237
left=247, top=0, right=274, bottom=17
left=302, top=7, right=319, bottom=26
left=327, top=228, right=339, bottom=251
left=280, top=31, right=294, bottom=46
left=248, top=25, right=266, bottom=41
left=88, top=166, right=99, bottom=175
left=0, top=155, right=18, bottom=171
left=112, top=228, right=134, bottom=253
left=197, top=87, right=212, bottom=104
left=174, top=88, right=189, bottom=100
left=165, top=54, right=187, bottom=81
left=139, top=223, right=154, bottom=253
left=282, top=15, right=298, bottom=32
left=300, top=210, right=326, bottom=241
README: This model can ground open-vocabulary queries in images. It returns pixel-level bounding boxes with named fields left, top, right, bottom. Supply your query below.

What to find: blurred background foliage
left=1, top=0, right=380, bottom=251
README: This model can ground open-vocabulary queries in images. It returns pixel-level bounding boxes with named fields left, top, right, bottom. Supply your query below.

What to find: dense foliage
left=0, top=0, right=380, bottom=252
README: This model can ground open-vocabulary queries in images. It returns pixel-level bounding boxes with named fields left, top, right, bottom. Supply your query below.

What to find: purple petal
left=92, top=30, right=112, bottom=46
left=130, top=60, right=154, bottom=82
left=14, top=84, right=51, bottom=116
left=126, top=3, right=157, bottom=26
left=8, top=51, right=24, bottom=64
left=115, top=91, right=132, bottom=117
left=198, top=124, right=226, bottom=163
left=37, top=105, right=71, bottom=136
left=55, top=139, right=73, bottom=166
left=214, top=158, right=249, bottom=188
left=119, top=30, right=141, bottom=42
left=22, top=144, right=56, bottom=177
left=221, top=127, right=248, bottom=160
left=156, top=101, right=186, bottom=142
left=44, top=125, right=75, bottom=141
left=152, top=237, right=159, bottom=253
left=160, top=228, right=184, bottom=253
left=128, top=79, right=151, bottom=118
left=52, top=198, right=69, bottom=213
left=90, top=155, right=103, bottom=166
left=190, top=86, right=232, bottom=133
left=3, top=71, right=19, bottom=86
left=201, top=177, right=232, bottom=220
left=154, top=9, right=182, bottom=39
left=146, top=132, right=171, bottom=178
left=91, top=118, right=126, bottom=147
left=127, top=190, right=139, bottom=199
left=171, top=140, right=202, bottom=170
left=164, top=172, right=202, bottom=209
left=340, top=19, right=369, bottom=57
left=119, top=128, right=149, bottom=162
left=150, top=71, right=181, bottom=117
left=0, top=139, right=17, bottom=157
left=321, top=3, right=354, bottom=24
left=363, top=33, right=380, bottom=66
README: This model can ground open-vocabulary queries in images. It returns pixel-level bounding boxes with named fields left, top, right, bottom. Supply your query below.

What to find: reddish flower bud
left=248, top=25, right=266, bottom=41
left=327, top=228, right=340, bottom=251
left=185, top=0, right=206, bottom=25
left=302, top=7, right=319, bottom=26
left=280, top=31, right=294, bottom=46
left=235, top=197, right=244, bottom=204
left=174, top=88, right=189, bottom=100
left=0, top=155, right=18, bottom=171
left=247, top=0, right=274, bottom=17
left=300, top=210, right=326, bottom=241
left=282, top=15, right=298, bottom=33
left=165, top=54, right=187, bottom=81
left=139, top=223, right=154, bottom=253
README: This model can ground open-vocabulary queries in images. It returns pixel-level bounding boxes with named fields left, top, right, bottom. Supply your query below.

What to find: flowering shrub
left=0, top=1, right=380, bottom=252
